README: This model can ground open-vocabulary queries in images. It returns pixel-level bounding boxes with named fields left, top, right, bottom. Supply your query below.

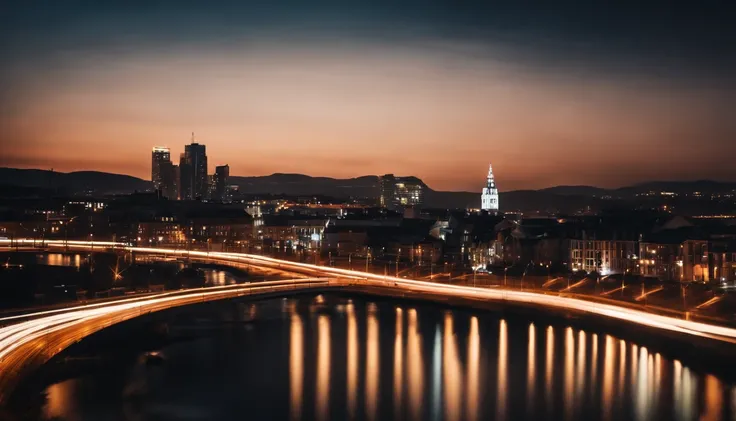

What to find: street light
left=430, top=250, right=434, bottom=280
left=396, top=248, right=401, bottom=277
left=64, top=216, right=78, bottom=251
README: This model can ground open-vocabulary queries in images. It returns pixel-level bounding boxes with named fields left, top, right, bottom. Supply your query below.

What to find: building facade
left=213, top=165, right=230, bottom=202
left=160, top=161, right=178, bottom=199
left=569, top=239, right=639, bottom=275
left=379, top=174, right=424, bottom=210
left=178, top=153, right=192, bottom=200
left=379, top=174, right=396, bottom=208
left=151, top=147, right=170, bottom=192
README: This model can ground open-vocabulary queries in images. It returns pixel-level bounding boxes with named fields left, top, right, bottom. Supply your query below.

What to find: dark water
left=32, top=295, right=736, bottom=421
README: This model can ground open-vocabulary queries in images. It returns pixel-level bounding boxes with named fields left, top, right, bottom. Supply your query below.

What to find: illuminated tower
left=481, top=164, right=499, bottom=212
left=151, top=146, right=170, bottom=190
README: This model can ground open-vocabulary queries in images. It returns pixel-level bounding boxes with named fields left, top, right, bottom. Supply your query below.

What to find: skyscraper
left=184, top=141, right=208, bottom=199
left=160, top=161, right=178, bottom=199
left=176, top=135, right=208, bottom=200
left=151, top=146, right=170, bottom=191
left=152, top=146, right=178, bottom=199
left=481, top=164, right=499, bottom=212
left=213, top=164, right=230, bottom=202
left=179, top=152, right=193, bottom=200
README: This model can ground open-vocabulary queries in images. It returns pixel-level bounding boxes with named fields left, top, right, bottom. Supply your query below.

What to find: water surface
left=29, top=295, right=736, bottom=421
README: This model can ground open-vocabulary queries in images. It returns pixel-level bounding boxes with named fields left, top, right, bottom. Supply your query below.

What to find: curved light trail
left=2, top=238, right=736, bottom=402
left=0, top=277, right=332, bottom=402
left=3, top=239, right=736, bottom=344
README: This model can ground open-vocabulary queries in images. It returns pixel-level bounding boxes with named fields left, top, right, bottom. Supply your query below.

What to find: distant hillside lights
left=481, top=164, right=499, bottom=212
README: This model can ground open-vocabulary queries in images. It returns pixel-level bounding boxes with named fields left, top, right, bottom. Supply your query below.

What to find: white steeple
left=481, top=163, right=499, bottom=212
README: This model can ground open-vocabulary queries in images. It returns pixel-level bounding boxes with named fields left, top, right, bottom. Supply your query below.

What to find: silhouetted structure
left=179, top=138, right=208, bottom=200
left=213, top=165, right=229, bottom=202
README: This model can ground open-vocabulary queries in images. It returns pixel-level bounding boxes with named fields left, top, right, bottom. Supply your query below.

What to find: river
left=15, top=294, right=736, bottom=421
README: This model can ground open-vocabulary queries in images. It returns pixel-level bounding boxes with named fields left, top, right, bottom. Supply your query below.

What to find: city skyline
left=2, top=3, right=736, bottom=420
left=2, top=2, right=736, bottom=192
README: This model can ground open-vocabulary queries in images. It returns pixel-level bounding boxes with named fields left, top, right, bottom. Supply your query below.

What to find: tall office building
left=177, top=136, right=208, bottom=200
left=481, top=163, right=499, bottom=212
left=151, top=146, right=179, bottom=199
left=179, top=153, right=193, bottom=200
left=379, top=174, right=424, bottom=210
left=184, top=141, right=208, bottom=199
left=213, top=164, right=230, bottom=202
left=151, top=147, right=171, bottom=191
left=160, top=162, right=178, bottom=199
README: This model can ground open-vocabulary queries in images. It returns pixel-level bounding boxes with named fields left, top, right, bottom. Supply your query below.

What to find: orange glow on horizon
left=3, top=44, right=734, bottom=191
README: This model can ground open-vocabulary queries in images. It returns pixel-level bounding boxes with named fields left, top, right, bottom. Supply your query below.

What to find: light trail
left=5, top=239, right=736, bottom=344
left=0, top=278, right=332, bottom=359
left=542, top=277, right=563, bottom=288
left=601, top=286, right=626, bottom=296
left=635, top=286, right=664, bottom=302
left=561, top=279, right=587, bottom=292
left=0, top=277, right=333, bottom=402
left=695, top=296, right=722, bottom=310
left=3, top=238, right=736, bottom=404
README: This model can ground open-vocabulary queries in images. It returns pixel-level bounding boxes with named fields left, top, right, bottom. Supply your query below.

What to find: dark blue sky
left=1, top=1, right=735, bottom=189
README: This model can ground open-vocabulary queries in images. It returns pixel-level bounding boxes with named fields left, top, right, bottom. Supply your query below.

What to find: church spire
left=481, top=163, right=499, bottom=212
left=486, top=163, right=496, bottom=189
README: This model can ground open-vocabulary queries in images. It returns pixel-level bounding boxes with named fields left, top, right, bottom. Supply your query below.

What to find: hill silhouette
left=1, top=167, right=734, bottom=212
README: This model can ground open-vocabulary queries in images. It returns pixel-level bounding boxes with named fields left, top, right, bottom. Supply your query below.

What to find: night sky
left=1, top=1, right=735, bottom=191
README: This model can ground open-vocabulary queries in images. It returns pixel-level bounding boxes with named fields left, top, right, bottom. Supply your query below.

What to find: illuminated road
left=0, top=277, right=335, bottom=402
left=3, top=239, right=736, bottom=402
left=3, top=239, right=736, bottom=343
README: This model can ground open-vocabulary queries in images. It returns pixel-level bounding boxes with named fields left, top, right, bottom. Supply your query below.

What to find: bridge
left=2, top=239, right=736, bottom=402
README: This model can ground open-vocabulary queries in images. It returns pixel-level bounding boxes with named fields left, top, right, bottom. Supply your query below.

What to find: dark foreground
left=8, top=294, right=736, bottom=421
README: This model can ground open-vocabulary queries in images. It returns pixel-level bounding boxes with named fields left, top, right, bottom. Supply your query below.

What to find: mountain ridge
left=1, top=167, right=735, bottom=211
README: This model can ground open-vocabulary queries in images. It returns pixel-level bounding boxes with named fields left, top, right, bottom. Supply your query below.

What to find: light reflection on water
left=546, top=325, right=555, bottom=415
left=393, top=308, right=403, bottom=421
left=37, top=297, right=735, bottom=421
left=465, top=316, right=479, bottom=421
left=365, top=307, right=379, bottom=421
left=289, top=313, right=303, bottom=421
left=563, top=327, right=574, bottom=421
left=346, top=302, right=359, bottom=421
left=316, top=314, right=330, bottom=421
left=44, top=379, right=78, bottom=421
left=406, top=308, right=423, bottom=421
left=39, top=253, right=82, bottom=268
left=496, top=319, right=508, bottom=421
left=202, top=269, right=238, bottom=286
left=526, top=323, right=536, bottom=417
left=443, top=312, right=461, bottom=421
